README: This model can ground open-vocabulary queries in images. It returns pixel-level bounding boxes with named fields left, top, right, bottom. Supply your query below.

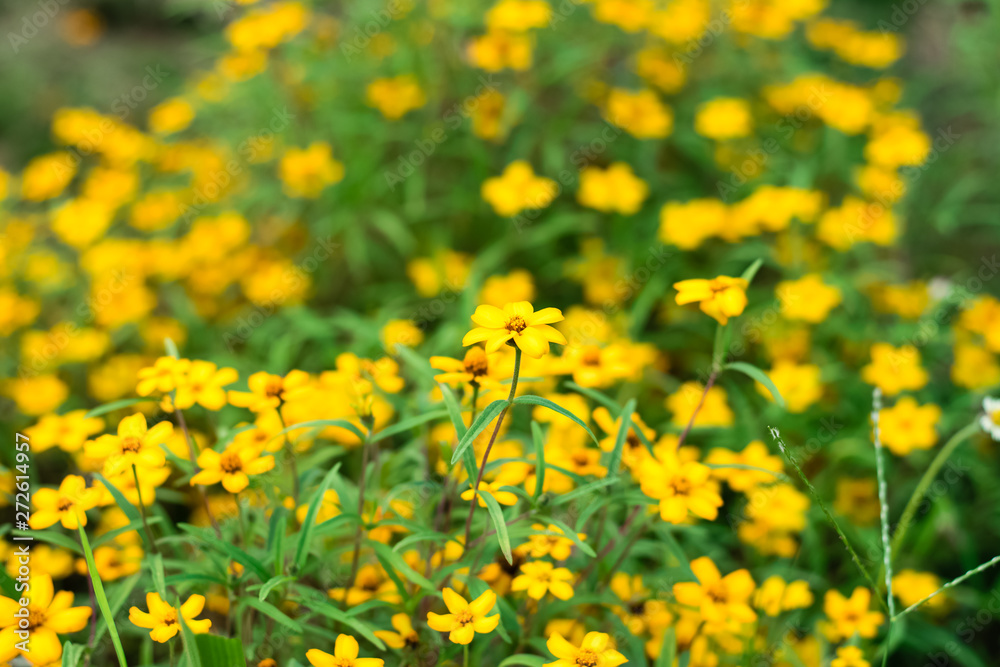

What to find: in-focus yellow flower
left=427, top=587, right=500, bottom=644
left=820, top=587, right=884, bottom=641
left=30, top=475, right=101, bottom=530
left=639, top=450, right=722, bottom=523
left=85, top=413, right=171, bottom=477
left=462, top=302, right=566, bottom=358
left=544, top=631, right=627, bottom=667
left=129, top=592, right=211, bottom=642
left=0, top=574, right=91, bottom=665
left=674, top=275, right=749, bottom=325
left=512, top=560, right=575, bottom=600
left=673, top=557, right=757, bottom=624
left=191, top=444, right=275, bottom=493
left=137, top=357, right=191, bottom=397
left=307, top=634, right=384, bottom=667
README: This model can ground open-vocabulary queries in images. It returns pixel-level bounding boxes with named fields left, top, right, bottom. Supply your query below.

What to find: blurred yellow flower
left=279, top=142, right=345, bottom=198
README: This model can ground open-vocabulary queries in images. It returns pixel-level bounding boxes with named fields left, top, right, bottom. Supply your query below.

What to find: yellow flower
left=860, top=343, right=929, bottom=396
left=486, top=0, right=551, bottom=31
left=329, top=564, right=400, bottom=607
left=891, top=570, right=945, bottom=611
left=296, top=490, right=341, bottom=525
left=8, top=545, right=74, bottom=580
left=479, top=269, right=536, bottom=307
left=228, top=370, right=311, bottom=412
left=524, top=524, right=587, bottom=561
left=191, top=444, right=275, bottom=493
left=307, top=634, right=384, bottom=667
left=544, top=631, right=627, bottom=667
left=832, top=646, right=871, bottom=667
left=759, top=360, right=824, bottom=413
left=50, top=197, right=115, bottom=248
left=481, top=161, right=558, bottom=216
left=461, top=478, right=520, bottom=507
left=673, top=557, right=757, bottom=624
left=30, top=475, right=101, bottom=530
left=639, top=450, right=722, bottom=523
left=137, top=357, right=191, bottom=397
left=430, top=347, right=505, bottom=391
left=576, top=163, right=649, bottom=215
left=3, top=374, right=69, bottom=416
left=665, top=381, right=734, bottom=428
left=659, top=198, right=727, bottom=250
left=462, top=302, right=567, bottom=358
left=427, top=587, right=500, bottom=644
left=820, top=587, right=885, bottom=642
left=879, top=397, right=941, bottom=456
left=20, top=152, right=78, bottom=201
left=148, top=97, right=195, bottom=134
left=76, top=543, right=144, bottom=581
left=365, top=75, right=426, bottom=120
left=129, top=592, right=211, bottom=642
left=834, top=477, right=880, bottom=526
left=173, top=361, right=239, bottom=411
left=0, top=574, right=91, bottom=665
left=636, top=46, right=686, bottom=93
left=777, top=274, right=842, bottom=322
left=24, top=410, right=104, bottom=454
left=85, top=413, right=172, bottom=477
left=467, top=30, right=533, bottom=72
left=674, top=275, right=749, bottom=325
left=279, top=142, right=345, bottom=198
left=381, top=319, right=424, bottom=350
left=512, top=561, right=575, bottom=600
left=707, top=441, right=783, bottom=492
left=694, top=97, right=753, bottom=140
left=604, top=88, right=672, bottom=139
left=374, top=613, right=420, bottom=649
left=753, top=576, right=813, bottom=617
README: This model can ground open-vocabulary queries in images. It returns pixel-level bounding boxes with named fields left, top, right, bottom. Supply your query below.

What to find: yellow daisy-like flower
left=0, top=574, right=92, bottom=665
left=129, top=592, right=211, bottom=643
left=544, top=631, right=627, bottom=667
left=430, top=347, right=505, bottom=391
left=84, top=413, right=172, bottom=477
left=30, top=475, right=101, bottom=530
left=307, top=634, right=384, bottom=667
left=674, top=275, right=749, bottom=325
left=462, top=302, right=567, bottom=358
left=512, top=560, right=575, bottom=600
left=374, top=613, right=420, bottom=649
left=638, top=451, right=722, bottom=524
left=673, top=556, right=757, bottom=625
left=190, top=444, right=275, bottom=493
left=173, top=360, right=238, bottom=411
left=426, top=587, right=500, bottom=645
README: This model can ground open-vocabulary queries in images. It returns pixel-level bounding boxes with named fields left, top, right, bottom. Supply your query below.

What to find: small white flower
left=980, top=397, right=1000, bottom=441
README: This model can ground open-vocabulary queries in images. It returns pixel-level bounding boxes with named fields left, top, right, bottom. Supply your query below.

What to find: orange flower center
left=57, top=497, right=75, bottom=513
left=121, top=436, right=142, bottom=454
left=220, top=452, right=243, bottom=474
left=455, top=610, right=475, bottom=626
left=582, top=348, right=601, bottom=365
left=464, top=353, right=489, bottom=377
left=264, top=378, right=283, bottom=398
left=27, top=610, right=46, bottom=628
left=574, top=650, right=599, bottom=666
left=505, top=316, right=527, bottom=333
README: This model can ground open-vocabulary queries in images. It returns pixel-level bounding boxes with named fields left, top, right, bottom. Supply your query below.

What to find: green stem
left=892, top=553, right=1000, bottom=621
left=888, top=421, right=980, bottom=562
left=132, top=464, right=159, bottom=555
left=77, top=519, right=129, bottom=667
left=463, top=643, right=469, bottom=667
left=347, top=427, right=372, bottom=591
left=276, top=407, right=299, bottom=505
left=463, top=347, right=521, bottom=550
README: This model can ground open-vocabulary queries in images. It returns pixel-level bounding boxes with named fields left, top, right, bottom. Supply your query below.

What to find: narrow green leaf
left=563, top=381, right=620, bottom=414
left=150, top=552, right=167, bottom=598
left=551, top=478, right=617, bottom=506
left=93, top=574, right=140, bottom=646
left=77, top=523, right=128, bottom=667
left=531, top=421, right=546, bottom=502
left=259, top=575, right=295, bottom=602
left=511, top=395, right=600, bottom=446
left=179, top=524, right=270, bottom=582
left=12, top=529, right=83, bottom=555
left=84, top=398, right=155, bottom=419
left=480, top=491, right=513, bottom=564
left=498, top=656, right=547, bottom=667
left=740, top=258, right=764, bottom=284
left=268, top=420, right=366, bottom=448
left=239, top=596, right=303, bottom=633
left=439, top=383, right=468, bottom=440
left=534, top=517, right=595, bottom=557
left=725, top=362, right=786, bottom=408
left=655, top=627, right=676, bottom=667
left=293, top=463, right=342, bottom=572
left=195, top=634, right=248, bottom=667
left=178, top=608, right=205, bottom=667
left=450, top=399, right=508, bottom=465
left=305, top=597, right=387, bottom=649
left=607, top=399, right=635, bottom=477
left=368, top=540, right=434, bottom=590
left=93, top=517, right=162, bottom=548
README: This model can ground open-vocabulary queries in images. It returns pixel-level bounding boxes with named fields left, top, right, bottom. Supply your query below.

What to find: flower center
left=27, top=610, right=46, bottom=628
left=505, top=316, right=527, bottom=333
left=121, top=436, right=142, bottom=454
left=464, top=352, right=489, bottom=377
left=264, top=378, right=283, bottom=398
left=991, top=409, right=1000, bottom=426
left=582, top=347, right=601, bottom=365
left=57, top=497, right=75, bottom=512
left=668, top=477, right=692, bottom=496
left=574, top=650, right=599, bottom=667
left=220, top=453, right=243, bottom=474
left=455, top=610, right=475, bottom=626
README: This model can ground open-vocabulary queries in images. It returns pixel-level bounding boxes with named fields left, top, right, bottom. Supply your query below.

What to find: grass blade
left=77, top=522, right=128, bottom=667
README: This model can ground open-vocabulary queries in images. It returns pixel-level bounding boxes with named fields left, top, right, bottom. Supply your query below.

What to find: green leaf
left=61, top=641, right=86, bottom=667
left=480, top=490, right=513, bottom=564
left=293, top=463, right=342, bottom=573
left=450, top=399, right=508, bottom=465
left=655, top=627, right=677, bottom=667
left=150, top=552, right=167, bottom=598
left=531, top=421, right=546, bottom=502
left=563, top=381, right=621, bottom=414
left=607, top=399, right=635, bottom=477
left=439, top=383, right=468, bottom=440
left=179, top=524, right=270, bottom=581
left=269, top=420, right=366, bottom=448
left=92, top=473, right=150, bottom=552
left=370, top=409, right=450, bottom=443
left=239, top=596, right=303, bottom=633
left=93, top=574, right=140, bottom=647
left=178, top=608, right=205, bottom=667
left=304, top=597, right=387, bottom=649
left=511, top=395, right=600, bottom=446
left=268, top=506, right=288, bottom=576
left=164, top=336, right=180, bottom=358
left=395, top=342, right=438, bottom=385
left=196, top=634, right=248, bottom=667
left=740, top=258, right=764, bottom=284
left=498, top=656, right=548, bottom=667
left=83, top=398, right=155, bottom=419
left=12, top=529, right=83, bottom=555
left=551, top=478, right=617, bottom=506
left=259, top=575, right=295, bottom=602
left=724, top=362, right=785, bottom=408
left=93, top=517, right=162, bottom=548
left=368, top=540, right=435, bottom=590
left=77, top=522, right=128, bottom=667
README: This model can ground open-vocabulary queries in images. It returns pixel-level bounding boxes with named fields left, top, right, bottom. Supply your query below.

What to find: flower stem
left=347, top=428, right=373, bottom=591
left=132, top=464, right=160, bottom=555
left=277, top=407, right=299, bottom=505
left=463, top=347, right=521, bottom=550
left=463, top=643, right=469, bottom=667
